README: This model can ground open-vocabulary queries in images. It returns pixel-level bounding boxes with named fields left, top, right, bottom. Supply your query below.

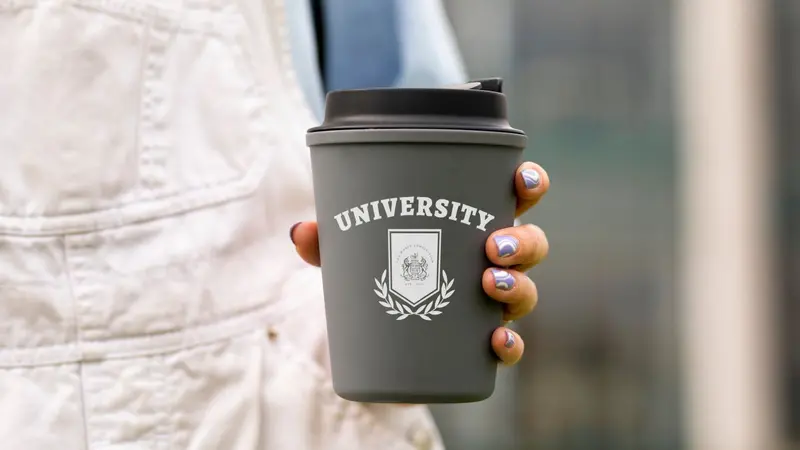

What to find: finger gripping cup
left=307, top=78, right=527, bottom=404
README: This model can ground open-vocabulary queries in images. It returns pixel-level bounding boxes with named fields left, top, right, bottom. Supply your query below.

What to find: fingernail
left=491, top=268, right=515, bottom=291
left=504, top=330, right=516, bottom=348
left=521, top=169, right=541, bottom=189
left=493, top=235, right=519, bottom=257
left=289, top=222, right=301, bottom=244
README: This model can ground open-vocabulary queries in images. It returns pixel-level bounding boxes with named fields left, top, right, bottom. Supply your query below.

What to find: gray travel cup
left=307, top=78, right=527, bottom=403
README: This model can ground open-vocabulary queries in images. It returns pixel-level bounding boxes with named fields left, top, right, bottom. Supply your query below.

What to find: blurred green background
left=426, top=0, right=800, bottom=449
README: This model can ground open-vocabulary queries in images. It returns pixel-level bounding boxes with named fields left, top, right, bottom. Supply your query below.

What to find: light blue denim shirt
left=284, top=0, right=468, bottom=122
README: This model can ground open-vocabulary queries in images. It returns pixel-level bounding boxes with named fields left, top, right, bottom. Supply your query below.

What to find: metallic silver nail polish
left=491, top=269, right=515, bottom=291
left=504, top=330, right=515, bottom=348
left=493, top=235, right=519, bottom=257
left=521, top=169, right=540, bottom=189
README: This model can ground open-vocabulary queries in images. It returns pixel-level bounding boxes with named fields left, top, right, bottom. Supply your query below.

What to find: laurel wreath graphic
left=373, top=269, right=455, bottom=321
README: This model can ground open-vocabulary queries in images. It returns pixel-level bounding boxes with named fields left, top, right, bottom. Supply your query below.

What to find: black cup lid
left=307, top=78, right=524, bottom=135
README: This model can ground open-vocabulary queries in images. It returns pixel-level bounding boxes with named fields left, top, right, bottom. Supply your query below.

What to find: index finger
left=515, top=162, right=550, bottom=217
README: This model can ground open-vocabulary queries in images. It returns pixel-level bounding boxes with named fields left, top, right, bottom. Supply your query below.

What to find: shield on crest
left=388, top=229, right=441, bottom=306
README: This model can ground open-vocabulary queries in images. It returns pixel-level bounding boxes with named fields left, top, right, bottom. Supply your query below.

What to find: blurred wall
left=435, top=1, right=794, bottom=449
left=439, top=1, right=680, bottom=449
left=676, top=0, right=780, bottom=448
left=776, top=0, right=800, bottom=447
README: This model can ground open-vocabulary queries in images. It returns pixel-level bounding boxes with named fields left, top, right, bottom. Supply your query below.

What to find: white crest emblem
left=401, top=253, right=429, bottom=282
left=373, top=229, right=455, bottom=321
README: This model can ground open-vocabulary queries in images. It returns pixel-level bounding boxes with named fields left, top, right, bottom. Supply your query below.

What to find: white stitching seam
left=62, top=236, right=92, bottom=450
left=0, top=300, right=301, bottom=368
left=0, top=0, right=278, bottom=236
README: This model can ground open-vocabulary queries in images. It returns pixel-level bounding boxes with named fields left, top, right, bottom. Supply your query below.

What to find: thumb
left=290, top=221, right=321, bottom=267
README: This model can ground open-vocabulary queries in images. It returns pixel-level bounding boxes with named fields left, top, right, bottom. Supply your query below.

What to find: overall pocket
left=0, top=0, right=270, bottom=235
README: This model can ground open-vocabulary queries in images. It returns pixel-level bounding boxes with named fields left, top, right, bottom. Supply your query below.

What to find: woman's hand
left=290, top=162, right=550, bottom=367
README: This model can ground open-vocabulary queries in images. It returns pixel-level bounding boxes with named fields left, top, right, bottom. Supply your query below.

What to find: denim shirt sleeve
left=284, top=0, right=327, bottom=122
left=392, top=0, right=468, bottom=88
left=285, top=0, right=468, bottom=122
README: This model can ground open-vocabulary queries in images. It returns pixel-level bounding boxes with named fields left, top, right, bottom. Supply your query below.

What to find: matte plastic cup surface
left=307, top=79, right=526, bottom=403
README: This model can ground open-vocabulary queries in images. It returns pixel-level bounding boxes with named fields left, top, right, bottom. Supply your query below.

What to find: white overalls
left=0, top=0, right=442, bottom=448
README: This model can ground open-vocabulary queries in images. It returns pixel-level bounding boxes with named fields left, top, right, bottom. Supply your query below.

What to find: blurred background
left=420, top=0, right=796, bottom=449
